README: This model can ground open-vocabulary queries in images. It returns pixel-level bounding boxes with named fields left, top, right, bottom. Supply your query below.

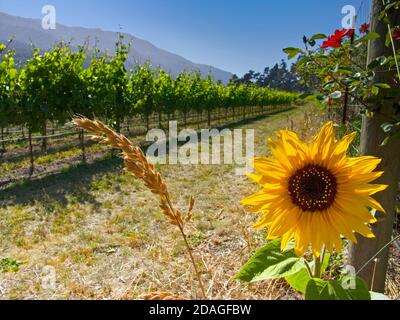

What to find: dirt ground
left=0, top=105, right=398, bottom=300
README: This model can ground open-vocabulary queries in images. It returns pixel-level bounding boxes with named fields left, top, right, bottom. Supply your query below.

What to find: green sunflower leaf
left=320, top=280, right=350, bottom=300
left=305, top=277, right=372, bottom=300
left=285, top=267, right=311, bottom=293
left=286, top=253, right=330, bottom=294
left=235, top=239, right=304, bottom=282
left=305, top=278, right=328, bottom=300
left=341, top=276, right=371, bottom=300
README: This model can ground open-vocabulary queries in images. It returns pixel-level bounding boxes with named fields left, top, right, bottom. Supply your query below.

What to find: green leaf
left=306, top=277, right=371, bottom=300
left=367, top=56, right=387, bottom=69
left=370, top=291, right=391, bottom=300
left=286, top=267, right=311, bottom=293
left=330, top=91, right=342, bottom=99
left=371, top=86, right=380, bottom=95
left=308, top=39, right=316, bottom=47
left=297, top=93, right=313, bottom=99
left=306, top=279, right=349, bottom=300
left=311, top=34, right=327, bottom=40
left=287, top=253, right=330, bottom=294
left=321, top=253, right=331, bottom=272
left=283, top=47, right=302, bottom=60
left=235, top=239, right=304, bottom=282
left=323, top=80, right=335, bottom=88
left=305, top=278, right=327, bottom=300
left=381, top=122, right=394, bottom=133
left=386, top=29, right=392, bottom=47
left=0, top=258, right=22, bottom=273
left=320, top=280, right=350, bottom=300
left=380, top=136, right=390, bottom=146
left=341, top=276, right=371, bottom=300
left=375, top=83, right=391, bottom=89
left=356, top=32, right=380, bottom=44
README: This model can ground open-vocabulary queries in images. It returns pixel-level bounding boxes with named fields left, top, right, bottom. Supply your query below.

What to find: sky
left=0, top=0, right=370, bottom=76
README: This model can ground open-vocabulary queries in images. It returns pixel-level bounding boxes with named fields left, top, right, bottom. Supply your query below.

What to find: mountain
left=0, top=11, right=232, bottom=83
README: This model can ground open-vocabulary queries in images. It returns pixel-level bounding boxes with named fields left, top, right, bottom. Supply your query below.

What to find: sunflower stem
left=320, top=246, right=326, bottom=267
left=313, top=255, right=322, bottom=278
left=304, top=260, right=314, bottom=278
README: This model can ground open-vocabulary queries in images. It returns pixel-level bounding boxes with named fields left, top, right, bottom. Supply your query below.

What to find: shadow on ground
left=0, top=106, right=297, bottom=208
left=0, top=153, right=122, bottom=208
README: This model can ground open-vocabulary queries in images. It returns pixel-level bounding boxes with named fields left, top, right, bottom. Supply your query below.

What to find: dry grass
left=1, top=105, right=397, bottom=300
left=72, top=116, right=205, bottom=299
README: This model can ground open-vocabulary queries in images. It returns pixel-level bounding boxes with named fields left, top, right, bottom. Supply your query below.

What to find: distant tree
left=231, top=59, right=309, bottom=92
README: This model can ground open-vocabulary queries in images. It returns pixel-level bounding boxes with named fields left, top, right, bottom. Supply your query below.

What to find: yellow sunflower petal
left=346, top=156, right=382, bottom=174
left=328, top=132, right=357, bottom=168
left=310, top=122, right=335, bottom=163
left=241, top=190, right=280, bottom=206
left=281, top=230, right=295, bottom=251
left=354, top=184, right=388, bottom=195
left=365, top=196, right=386, bottom=213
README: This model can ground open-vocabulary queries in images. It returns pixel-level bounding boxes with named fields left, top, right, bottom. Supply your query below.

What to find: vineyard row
left=0, top=38, right=299, bottom=178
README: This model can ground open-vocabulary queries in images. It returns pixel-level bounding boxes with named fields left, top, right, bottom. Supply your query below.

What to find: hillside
left=0, top=11, right=233, bottom=83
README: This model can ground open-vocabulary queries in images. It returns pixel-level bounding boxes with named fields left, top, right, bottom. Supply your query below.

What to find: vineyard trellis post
left=79, top=129, right=86, bottom=163
left=1, top=127, right=5, bottom=152
left=41, top=120, right=47, bottom=153
left=28, top=128, right=34, bottom=176
left=348, top=0, right=400, bottom=293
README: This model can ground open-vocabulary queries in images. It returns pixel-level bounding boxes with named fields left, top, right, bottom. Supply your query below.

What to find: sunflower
left=241, top=122, right=387, bottom=257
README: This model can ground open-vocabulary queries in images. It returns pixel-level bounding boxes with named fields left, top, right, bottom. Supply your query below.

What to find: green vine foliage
left=0, top=37, right=297, bottom=135
left=283, top=4, right=400, bottom=143
left=0, top=43, right=18, bottom=129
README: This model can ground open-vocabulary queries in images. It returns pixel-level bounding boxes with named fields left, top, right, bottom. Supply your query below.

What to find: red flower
left=393, top=28, right=400, bottom=40
left=359, top=23, right=369, bottom=34
left=321, top=36, right=342, bottom=48
left=321, top=28, right=355, bottom=49
left=334, top=28, right=354, bottom=40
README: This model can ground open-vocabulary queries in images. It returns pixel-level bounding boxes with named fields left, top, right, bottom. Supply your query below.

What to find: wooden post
left=80, top=129, right=86, bottom=163
left=197, top=111, right=201, bottom=130
left=158, top=111, right=163, bottom=129
left=116, top=116, right=121, bottom=133
left=347, top=0, right=400, bottom=293
left=145, top=114, right=150, bottom=131
left=183, top=111, right=187, bottom=128
left=41, top=120, right=47, bottom=153
left=1, top=127, right=5, bottom=153
left=28, top=129, right=35, bottom=176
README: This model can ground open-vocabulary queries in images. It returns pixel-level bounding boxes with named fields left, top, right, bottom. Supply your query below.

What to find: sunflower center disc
left=288, top=164, right=337, bottom=212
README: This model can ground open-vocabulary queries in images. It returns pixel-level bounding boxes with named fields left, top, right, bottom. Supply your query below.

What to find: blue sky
left=0, top=0, right=370, bottom=76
